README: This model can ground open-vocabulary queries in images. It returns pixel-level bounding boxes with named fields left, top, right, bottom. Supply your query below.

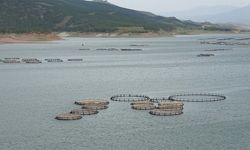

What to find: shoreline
left=0, top=33, right=62, bottom=44
left=1, top=30, right=250, bottom=44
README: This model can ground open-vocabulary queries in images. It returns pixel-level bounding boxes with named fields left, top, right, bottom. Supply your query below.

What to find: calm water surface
left=0, top=34, right=250, bottom=150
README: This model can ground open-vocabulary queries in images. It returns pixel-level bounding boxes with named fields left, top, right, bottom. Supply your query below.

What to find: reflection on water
left=0, top=34, right=250, bottom=150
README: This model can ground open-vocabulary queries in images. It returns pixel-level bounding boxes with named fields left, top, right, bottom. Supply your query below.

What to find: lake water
left=0, top=34, right=250, bottom=150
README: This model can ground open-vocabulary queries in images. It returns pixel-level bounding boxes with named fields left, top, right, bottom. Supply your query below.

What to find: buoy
left=75, top=99, right=109, bottom=106
left=131, top=104, right=155, bottom=110
left=55, top=113, right=82, bottom=120
left=70, top=109, right=98, bottom=115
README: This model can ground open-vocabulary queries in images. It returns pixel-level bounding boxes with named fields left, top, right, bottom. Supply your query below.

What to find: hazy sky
left=108, top=0, right=250, bottom=13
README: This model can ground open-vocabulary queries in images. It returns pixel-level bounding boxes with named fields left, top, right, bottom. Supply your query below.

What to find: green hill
left=0, top=0, right=202, bottom=33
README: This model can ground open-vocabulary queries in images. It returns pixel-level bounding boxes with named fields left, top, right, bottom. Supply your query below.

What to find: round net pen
left=168, top=93, right=226, bottom=102
left=70, top=109, right=99, bottom=115
left=55, top=113, right=82, bottom=120
left=149, top=109, right=183, bottom=116
left=150, top=97, right=171, bottom=103
left=75, top=99, right=109, bottom=105
left=131, top=104, right=155, bottom=110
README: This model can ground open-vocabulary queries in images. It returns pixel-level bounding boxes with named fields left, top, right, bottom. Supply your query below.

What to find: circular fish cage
left=70, top=108, right=99, bottom=115
left=110, top=94, right=150, bottom=102
left=55, top=113, right=82, bottom=120
left=131, top=104, right=155, bottom=110
left=158, top=101, right=184, bottom=109
left=149, top=109, right=183, bottom=116
left=82, top=105, right=108, bottom=110
left=75, top=99, right=109, bottom=105
left=168, top=93, right=226, bottom=102
left=130, top=101, right=154, bottom=105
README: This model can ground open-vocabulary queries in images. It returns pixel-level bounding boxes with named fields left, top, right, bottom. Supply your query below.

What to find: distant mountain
left=160, top=5, right=250, bottom=25
left=0, top=0, right=201, bottom=33
left=160, top=5, right=237, bottom=21
left=203, top=5, right=250, bottom=25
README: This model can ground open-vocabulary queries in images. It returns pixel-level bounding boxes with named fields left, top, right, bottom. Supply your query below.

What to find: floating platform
left=55, top=113, right=82, bottom=120
left=96, top=48, right=119, bottom=51
left=22, top=58, right=42, bottom=64
left=70, top=108, right=98, bottom=115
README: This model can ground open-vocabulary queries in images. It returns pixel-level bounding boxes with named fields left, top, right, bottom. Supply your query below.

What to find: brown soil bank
left=0, top=33, right=61, bottom=44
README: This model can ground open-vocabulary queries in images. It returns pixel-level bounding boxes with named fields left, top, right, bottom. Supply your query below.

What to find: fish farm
left=55, top=93, right=226, bottom=120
